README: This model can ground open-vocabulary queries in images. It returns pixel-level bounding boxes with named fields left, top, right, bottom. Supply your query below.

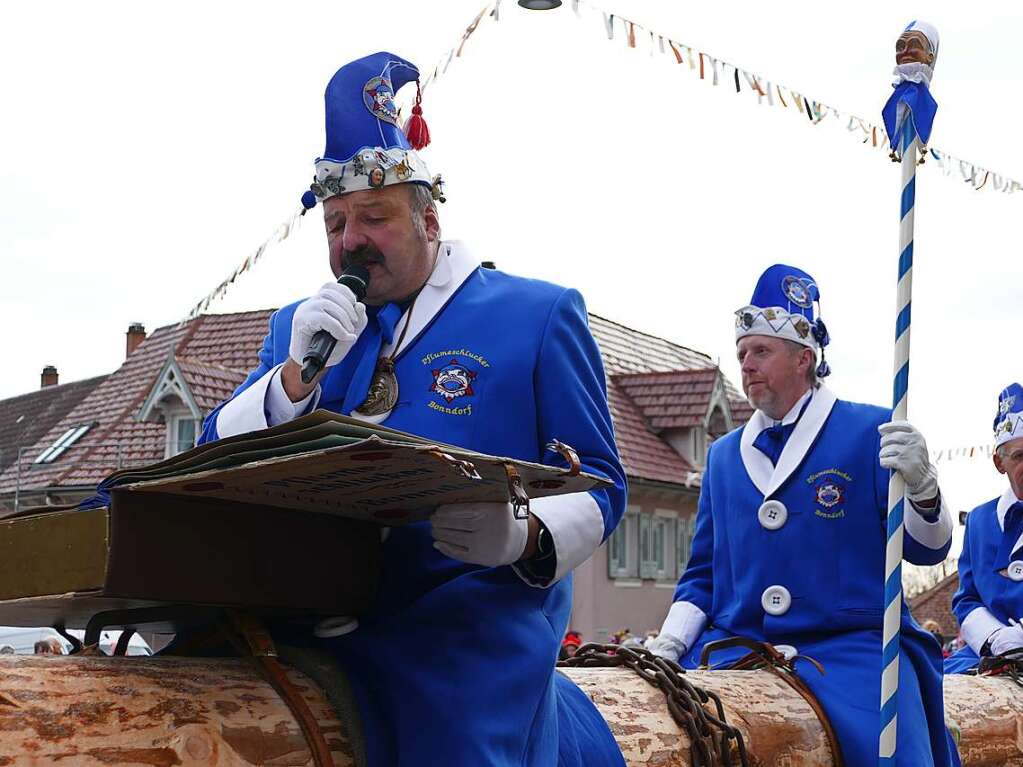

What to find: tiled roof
left=608, top=380, right=697, bottom=485
left=588, top=315, right=714, bottom=376
left=729, top=397, right=754, bottom=425
left=0, top=375, right=107, bottom=474
left=1, top=308, right=747, bottom=495
left=909, top=572, right=959, bottom=636
left=614, top=369, right=723, bottom=430
left=176, top=358, right=248, bottom=412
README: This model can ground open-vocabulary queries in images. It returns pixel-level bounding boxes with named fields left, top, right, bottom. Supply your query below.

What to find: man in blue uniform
left=646, top=264, right=959, bottom=765
left=200, top=53, right=627, bottom=767
left=945, top=384, right=1023, bottom=673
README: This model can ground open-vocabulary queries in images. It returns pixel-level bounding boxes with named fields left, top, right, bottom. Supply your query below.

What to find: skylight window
left=34, top=423, right=93, bottom=464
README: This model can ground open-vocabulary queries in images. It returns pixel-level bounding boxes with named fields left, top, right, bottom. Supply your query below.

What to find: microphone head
left=339, top=263, right=371, bottom=301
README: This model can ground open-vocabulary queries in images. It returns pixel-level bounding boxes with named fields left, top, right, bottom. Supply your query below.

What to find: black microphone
left=300, top=264, right=371, bottom=384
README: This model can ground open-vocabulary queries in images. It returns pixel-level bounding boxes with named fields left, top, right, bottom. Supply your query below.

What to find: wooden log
left=564, top=667, right=1023, bottom=767
left=944, top=673, right=1023, bottom=767
left=0, top=655, right=355, bottom=766
left=0, top=656, right=1020, bottom=766
left=562, top=667, right=835, bottom=766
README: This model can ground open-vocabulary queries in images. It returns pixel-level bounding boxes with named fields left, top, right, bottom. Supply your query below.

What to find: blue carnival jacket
left=945, top=488, right=1023, bottom=674
left=201, top=241, right=627, bottom=767
left=673, top=388, right=958, bottom=766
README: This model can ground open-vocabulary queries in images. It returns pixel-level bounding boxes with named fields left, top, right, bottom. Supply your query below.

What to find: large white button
left=761, top=585, right=792, bottom=616
left=757, top=500, right=788, bottom=531
left=1008, top=561, right=1023, bottom=582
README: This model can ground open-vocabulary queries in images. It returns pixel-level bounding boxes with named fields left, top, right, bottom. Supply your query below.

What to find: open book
left=93, top=410, right=609, bottom=525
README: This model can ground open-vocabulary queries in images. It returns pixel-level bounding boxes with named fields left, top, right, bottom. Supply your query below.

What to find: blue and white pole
left=879, top=23, right=939, bottom=762
left=879, top=117, right=916, bottom=765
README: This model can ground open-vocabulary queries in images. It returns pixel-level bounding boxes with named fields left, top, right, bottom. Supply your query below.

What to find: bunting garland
left=571, top=0, right=1023, bottom=196
left=180, top=205, right=307, bottom=323
left=182, top=0, right=1022, bottom=321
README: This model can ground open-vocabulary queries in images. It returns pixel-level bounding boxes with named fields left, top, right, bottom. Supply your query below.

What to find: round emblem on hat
left=781, top=275, right=813, bottom=308
left=1008, top=561, right=1023, bottom=582
left=367, top=167, right=386, bottom=188
left=363, top=76, right=400, bottom=126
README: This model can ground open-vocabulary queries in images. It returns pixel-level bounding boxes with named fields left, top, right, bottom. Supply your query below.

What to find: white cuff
left=904, top=487, right=953, bottom=550
left=960, top=606, right=1006, bottom=655
left=264, top=366, right=319, bottom=425
left=216, top=364, right=320, bottom=439
left=512, top=492, right=603, bottom=588
left=660, top=600, right=707, bottom=653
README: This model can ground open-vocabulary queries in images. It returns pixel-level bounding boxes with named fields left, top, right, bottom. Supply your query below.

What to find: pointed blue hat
left=994, top=383, right=1023, bottom=448
left=302, top=52, right=441, bottom=209
left=735, top=263, right=831, bottom=377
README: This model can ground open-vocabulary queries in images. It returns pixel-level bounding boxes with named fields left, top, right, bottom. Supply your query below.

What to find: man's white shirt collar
left=739, top=384, right=837, bottom=498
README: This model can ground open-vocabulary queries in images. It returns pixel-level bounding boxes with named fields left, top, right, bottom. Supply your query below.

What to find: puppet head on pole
left=882, top=21, right=940, bottom=162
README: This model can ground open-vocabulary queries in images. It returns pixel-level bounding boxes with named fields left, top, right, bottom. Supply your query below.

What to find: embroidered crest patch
left=363, top=76, right=400, bottom=125
left=430, top=359, right=477, bottom=403
left=806, top=468, right=853, bottom=519
left=782, top=275, right=813, bottom=308
left=816, top=482, right=844, bottom=508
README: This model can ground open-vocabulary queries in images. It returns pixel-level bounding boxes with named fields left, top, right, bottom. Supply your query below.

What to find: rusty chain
left=559, top=643, right=749, bottom=767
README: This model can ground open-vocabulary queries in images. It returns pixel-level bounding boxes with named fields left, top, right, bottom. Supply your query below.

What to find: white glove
left=288, top=282, right=368, bottom=369
left=431, top=502, right=528, bottom=567
left=878, top=420, right=939, bottom=502
left=988, top=625, right=1023, bottom=656
left=645, top=633, right=687, bottom=661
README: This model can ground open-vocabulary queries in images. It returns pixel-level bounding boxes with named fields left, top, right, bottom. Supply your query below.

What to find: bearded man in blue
left=646, top=264, right=960, bottom=766
left=199, top=52, right=627, bottom=767
left=945, top=384, right=1023, bottom=674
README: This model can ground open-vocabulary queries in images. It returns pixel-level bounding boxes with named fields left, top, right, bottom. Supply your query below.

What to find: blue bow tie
left=996, top=502, right=1023, bottom=570
left=752, top=395, right=813, bottom=467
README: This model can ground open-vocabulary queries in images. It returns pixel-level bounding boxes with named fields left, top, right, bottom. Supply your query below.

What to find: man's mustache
left=342, top=245, right=385, bottom=268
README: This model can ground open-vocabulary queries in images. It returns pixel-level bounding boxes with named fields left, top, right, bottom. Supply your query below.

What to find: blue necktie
left=752, top=396, right=813, bottom=467
left=995, top=502, right=1023, bottom=570
left=341, top=302, right=403, bottom=415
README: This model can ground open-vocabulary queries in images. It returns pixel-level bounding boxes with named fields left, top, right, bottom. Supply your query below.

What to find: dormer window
left=169, top=414, right=198, bottom=456
left=34, top=423, right=92, bottom=464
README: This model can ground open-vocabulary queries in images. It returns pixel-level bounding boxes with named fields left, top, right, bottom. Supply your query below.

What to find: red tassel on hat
left=403, top=80, right=431, bottom=150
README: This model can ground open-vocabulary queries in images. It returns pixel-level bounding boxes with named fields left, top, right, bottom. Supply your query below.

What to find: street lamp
left=518, top=0, right=562, bottom=9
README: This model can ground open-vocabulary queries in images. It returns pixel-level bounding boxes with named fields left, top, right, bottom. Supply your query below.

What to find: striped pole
left=879, top=118, right=916, bottom=765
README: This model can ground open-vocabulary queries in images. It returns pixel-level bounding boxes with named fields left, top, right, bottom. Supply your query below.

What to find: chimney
left=126, top=323, right=147, bottom=358
left=41, top=366, right=58, bottom=388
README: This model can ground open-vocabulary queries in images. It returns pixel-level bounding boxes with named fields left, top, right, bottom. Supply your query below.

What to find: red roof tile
left=608, top=380, right=697, bottom=485
left=614, top=369, right=723, bottom=430
left=176, top=358, right=248, bottom=412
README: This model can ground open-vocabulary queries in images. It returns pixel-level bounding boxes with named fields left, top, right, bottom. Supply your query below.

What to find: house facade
left=0, top=310, right=752, bottom=640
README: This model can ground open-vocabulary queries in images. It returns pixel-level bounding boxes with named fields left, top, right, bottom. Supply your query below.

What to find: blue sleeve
left=534, top=288, right=626, bottom=541
left=951, top=514, right=984, bottom=625
left=198, top=310, right=281, bottom=445
left=674, top=445, right=714, bottom=611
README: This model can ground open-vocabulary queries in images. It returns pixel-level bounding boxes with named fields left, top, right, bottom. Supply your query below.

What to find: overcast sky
left=3, top=0, right=1021, bottom=541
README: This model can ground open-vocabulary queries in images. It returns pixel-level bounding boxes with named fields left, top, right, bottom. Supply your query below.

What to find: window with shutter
left=607, top=507, right=640, bottom=579
left=677, top=515, right=697, bottom=574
